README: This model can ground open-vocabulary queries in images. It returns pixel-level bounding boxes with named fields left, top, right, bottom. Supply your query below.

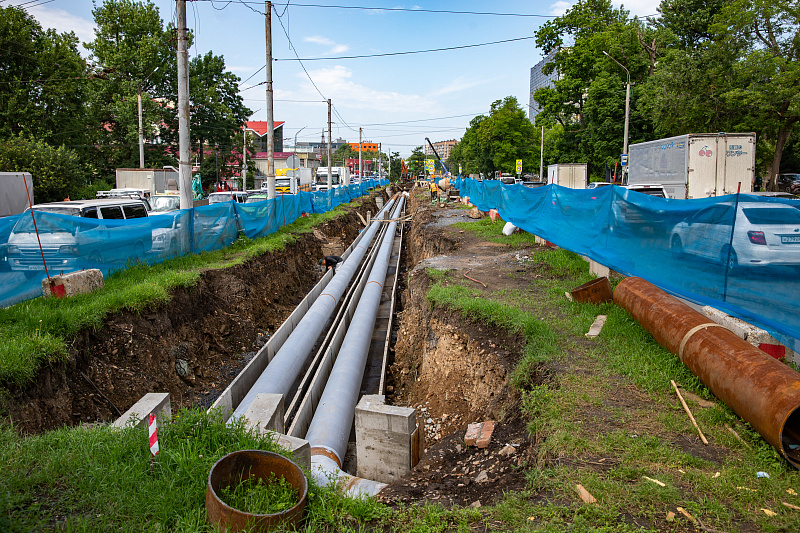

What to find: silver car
left=670, top=201, right=800, bottom=268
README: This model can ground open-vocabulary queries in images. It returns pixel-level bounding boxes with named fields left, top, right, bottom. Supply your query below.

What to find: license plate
left=781, top=235, right=800, bottom=244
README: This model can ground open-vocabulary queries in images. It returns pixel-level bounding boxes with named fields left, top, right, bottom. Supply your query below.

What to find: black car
left=777, top=173, right=800, bottom=192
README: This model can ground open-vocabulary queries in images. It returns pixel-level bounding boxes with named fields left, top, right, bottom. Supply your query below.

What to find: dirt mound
left=2, top=195, right=386, bottom=434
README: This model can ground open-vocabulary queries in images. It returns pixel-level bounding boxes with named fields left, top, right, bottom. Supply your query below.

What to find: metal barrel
left=614, top=276, right=800, bottom=467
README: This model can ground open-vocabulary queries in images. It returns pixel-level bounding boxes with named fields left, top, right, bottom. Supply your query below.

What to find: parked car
left=149, top=194, right=181, bottom=213
left=6, top=198, right=152, bottom=272
left=207, top=191, right=249, bottom=204
left=587, top=182, right=613, bottom=189
left=670, top=201, right=800, bottom=268
left=777, top=173, right=800, bottom=192
left=610, top=184, right=671, bottom=235
left=245, top=193, right=268, bottom=203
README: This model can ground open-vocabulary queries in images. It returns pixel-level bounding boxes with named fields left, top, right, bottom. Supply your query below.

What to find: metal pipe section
left=614, top=277, right=800, bottom=467
left=231, top=196, right=396, bottom=419
left=305, top=195, right=405, bottom=495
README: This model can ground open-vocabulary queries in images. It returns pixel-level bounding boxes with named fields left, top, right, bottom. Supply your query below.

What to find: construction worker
left=319, top=255, right=343, bottom=273
left=429, top=179, right=438, bottom=201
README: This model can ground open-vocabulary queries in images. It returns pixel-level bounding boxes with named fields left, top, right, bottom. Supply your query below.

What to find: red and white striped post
left=148, top=413, right=159, bottom=456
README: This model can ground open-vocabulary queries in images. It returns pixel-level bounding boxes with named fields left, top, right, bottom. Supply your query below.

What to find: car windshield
left=150, top=196, right=180, bottom=212
left=742, top=207, right=800, bottom=225
left=12, top=208, right=78, bottom=233
left=208, top=194, right=236, bottom=204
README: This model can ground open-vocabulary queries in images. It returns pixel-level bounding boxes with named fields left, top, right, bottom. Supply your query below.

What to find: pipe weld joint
left=678, top=323, right=727, bottom=361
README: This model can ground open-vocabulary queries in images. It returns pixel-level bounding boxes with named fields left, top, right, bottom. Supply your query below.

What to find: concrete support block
left=355, top=395, right=418, bottom=484
left=589, top=260, right=610, bottom=278
left=698, top=305, right=798, bottom=363
left=42, top=269, right=104, bottom=298
left=276, top=434, right=311, bottom=470
left=243, top=393, right=284, bottom=434
left=112, top=392, right=171, bottom=430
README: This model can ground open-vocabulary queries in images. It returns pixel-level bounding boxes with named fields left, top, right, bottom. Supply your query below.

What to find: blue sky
left=10, top=1, right=656, bottom=158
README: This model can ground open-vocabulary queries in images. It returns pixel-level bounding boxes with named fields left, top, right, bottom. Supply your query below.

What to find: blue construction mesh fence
left=455, top=178, right=800, bottom=346
left=0, top=178, right=388, bottom=308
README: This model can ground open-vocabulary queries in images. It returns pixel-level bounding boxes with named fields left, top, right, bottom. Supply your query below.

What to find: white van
left=6, top=199, right=152, bottom=272
left=207, top=191, right=249, bottom=204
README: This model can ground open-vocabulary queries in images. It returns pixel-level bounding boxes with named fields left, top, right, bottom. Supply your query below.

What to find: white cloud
left=27, top=6, right=96, bottom=48
left=304, top=35, right=350, bottom=56
left=549, top=1, right=572, bottom=16
left=295, top=65, right=436, bottom=114
left=429, top=76, right=489, bottom=98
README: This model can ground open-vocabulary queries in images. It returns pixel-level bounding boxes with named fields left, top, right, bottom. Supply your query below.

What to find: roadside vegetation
left=0, top=200, right=364, bottom=388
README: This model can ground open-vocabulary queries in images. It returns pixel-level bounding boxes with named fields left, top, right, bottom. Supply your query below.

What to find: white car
left=670, top=201, right=800, bottom=268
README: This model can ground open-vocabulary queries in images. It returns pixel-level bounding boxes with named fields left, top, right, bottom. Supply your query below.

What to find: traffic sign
left=515, top=159, right=522, bottom=173
left=286, top=154, right=300, bottom=168
left=621, top=154, right=628, bottom=166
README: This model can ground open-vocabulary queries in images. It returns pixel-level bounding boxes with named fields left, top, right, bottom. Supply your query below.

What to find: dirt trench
left=2, top=194, right=387, bottom=434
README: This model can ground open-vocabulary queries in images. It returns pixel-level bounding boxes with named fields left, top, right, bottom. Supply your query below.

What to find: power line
left=198, top=1, right=557, bottom=18
left=275, top=36, right=537, bottom=61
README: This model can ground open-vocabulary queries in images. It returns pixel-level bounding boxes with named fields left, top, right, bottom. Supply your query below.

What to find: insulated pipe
left=614, top=277, right=800, bottom=467
left=231, top=196, right=395, bottom=419
left=305, top=195, right=405, bottom=495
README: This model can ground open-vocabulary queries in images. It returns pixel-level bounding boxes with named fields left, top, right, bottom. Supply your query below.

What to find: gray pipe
left=305, top=196, right=405, bottom=467
left=231, top=196, right=395, bottom=419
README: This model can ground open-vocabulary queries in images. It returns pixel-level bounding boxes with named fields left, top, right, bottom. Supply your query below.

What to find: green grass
left=0, top=201, right=361, bottom=388
left=0, top=408, right=398, bottom=532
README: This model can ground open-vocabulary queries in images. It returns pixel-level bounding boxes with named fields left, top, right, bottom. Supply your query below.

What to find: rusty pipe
left=614, top=277, right=800, bottom=467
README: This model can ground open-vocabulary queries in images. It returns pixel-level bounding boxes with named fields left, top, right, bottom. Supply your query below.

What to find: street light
left=602, top=50, right=630, bottom=179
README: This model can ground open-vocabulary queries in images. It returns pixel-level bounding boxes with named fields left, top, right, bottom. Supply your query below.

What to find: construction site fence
left=0, top=179, right=388, bottom=308
left=454, top=177, right=800, bottom=348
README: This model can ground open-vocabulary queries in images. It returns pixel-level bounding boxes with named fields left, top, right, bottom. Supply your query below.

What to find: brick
left=476, top=420, right=495, bottom=449
left=464, top=422, right=481, bottom=446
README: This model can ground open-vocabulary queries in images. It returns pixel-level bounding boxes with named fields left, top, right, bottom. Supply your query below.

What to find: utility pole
left=358, top=127, right=362, bottom=182
left=603, top=50, right=630, bottom=179
left=176, top=0, right=192, bottom=210
left=242, top=127, right=248, bottom=191
left=138, top=94, right=145, bottom=169
left=327, top=98, right=332, bottom=191
left=540, top=126, right=544, bottom=181
left=265, top=1, right=276, bottom=199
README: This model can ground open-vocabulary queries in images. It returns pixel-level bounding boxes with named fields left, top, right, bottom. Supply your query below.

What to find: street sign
left=515, top=159, right=522, bottom=173
left=459, top=164, right=462, bottom=175
left=285, top=154, right=300, bottom=168
left=621, top=154, right=628, bottom=166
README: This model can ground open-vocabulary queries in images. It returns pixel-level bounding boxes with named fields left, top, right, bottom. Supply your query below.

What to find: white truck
left=627, top=133, right=755, bottom=199
left=315, top=166, right=350, bottom=190
left=115, top=168, right=180, bottom=196
left=548, top=163, right=588, bottom=189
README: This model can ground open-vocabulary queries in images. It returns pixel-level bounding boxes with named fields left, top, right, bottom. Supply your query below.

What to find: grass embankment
left=0, top=201, right=361, bottom=389
left=427, top=218, right=800, bottom=532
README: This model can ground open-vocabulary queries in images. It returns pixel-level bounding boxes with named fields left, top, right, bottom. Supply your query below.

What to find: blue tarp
left=456, top=178, right=800, bottom=345
left=0, top=179, right=388, bottom=308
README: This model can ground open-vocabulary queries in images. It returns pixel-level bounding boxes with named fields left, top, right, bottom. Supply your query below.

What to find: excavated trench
left=3, top=186, right=537, bottom=507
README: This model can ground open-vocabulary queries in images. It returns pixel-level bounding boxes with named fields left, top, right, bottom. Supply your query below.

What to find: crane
left=424, top=137, right=450, bottom=176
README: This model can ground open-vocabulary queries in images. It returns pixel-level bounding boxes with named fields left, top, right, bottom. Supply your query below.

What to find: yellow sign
left=515, top=159, right=522, bottom=173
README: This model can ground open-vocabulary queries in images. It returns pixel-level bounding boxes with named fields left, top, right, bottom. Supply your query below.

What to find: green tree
left=0, top=135, right=85, bottom=203
left=407, top=146, right=425, bottom=177
left=711, top=0, right=800, bottom=190
left=389, top=151, right=401, bottom=181
left=84, top=0, right=173, bottom=173
left=448, top=97, right=535, bottom=178
left=0, top=6, right=89, bottom=148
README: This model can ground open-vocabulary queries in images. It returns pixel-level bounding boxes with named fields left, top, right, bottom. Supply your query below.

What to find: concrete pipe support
left=614, top=276, right=800, bottom=467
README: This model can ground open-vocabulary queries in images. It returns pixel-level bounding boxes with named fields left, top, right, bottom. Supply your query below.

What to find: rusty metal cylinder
left=614, top=277, right=800, bottom=467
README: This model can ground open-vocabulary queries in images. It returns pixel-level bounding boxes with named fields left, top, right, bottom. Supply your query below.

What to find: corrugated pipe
left=231, top=196, right=396, bottom=419
left=614, top=277, right=800, bottom=467
left=305, top=195, right=406, bottom=496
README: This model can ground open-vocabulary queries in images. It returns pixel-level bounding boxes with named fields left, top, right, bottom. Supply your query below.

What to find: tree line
left=448, top=0, right=800, bottom=189
left=0, top=0, right=250, bottom=203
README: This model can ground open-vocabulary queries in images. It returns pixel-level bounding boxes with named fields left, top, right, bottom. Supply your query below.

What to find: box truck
left=0, top=172, right=33, bottom=217
left=627, top=133, right=755, bottom=199
left=315, top=166, right=350, bottom=190
left=548, top=163, right=588, bottom=189
left=115, top=168, right=180, bottom=196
